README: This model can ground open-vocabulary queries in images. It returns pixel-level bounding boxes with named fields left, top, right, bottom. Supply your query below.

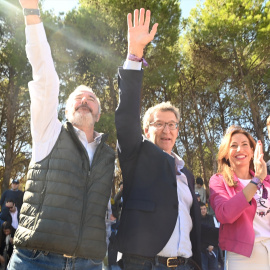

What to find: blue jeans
left=201, top=248, right=219, bottom=270
left=8, top=248, right=102, bottom=270
left=123, top=255, right=197, bottom=270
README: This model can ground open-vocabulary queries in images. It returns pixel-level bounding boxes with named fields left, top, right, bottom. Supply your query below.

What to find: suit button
left=174, top=204, right=178, bottom=209
left=173, top=183, right=177, bottom=187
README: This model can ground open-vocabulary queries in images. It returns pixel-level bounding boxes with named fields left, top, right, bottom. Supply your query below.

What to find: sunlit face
left=144, top=110, right=179, bottom=154
left=200, top=206, right=207, bottom=217
left=66, top=90, right=100, bottom=128
left=227, top=133, right=254, bottom=169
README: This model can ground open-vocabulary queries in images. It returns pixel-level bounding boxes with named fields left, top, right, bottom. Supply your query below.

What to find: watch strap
left=250, top=177, right=261, bottom=185
left=23, top=8, right=40, bottom=16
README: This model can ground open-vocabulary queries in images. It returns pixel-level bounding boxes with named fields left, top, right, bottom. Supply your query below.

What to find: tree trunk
left=2, top=67, right=18, bottom=194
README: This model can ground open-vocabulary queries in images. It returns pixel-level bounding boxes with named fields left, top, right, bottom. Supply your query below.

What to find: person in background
left=200, top=202, right=219, bottom=270
left=114, top=182, right=123, bottom=221
left=195, top=177, right=206, bottom=203
left=0, top=179, right=24, bottom=211
left=0, top=200, right=19, bottom=231
left=195, top=192, right=201, bottom=202
left=210, top=125, right=269, bottom=269
left=0, top=221, right=15, bottom=269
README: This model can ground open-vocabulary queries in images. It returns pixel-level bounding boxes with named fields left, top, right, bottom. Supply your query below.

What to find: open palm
left=127, top=9, right=158, bottom=58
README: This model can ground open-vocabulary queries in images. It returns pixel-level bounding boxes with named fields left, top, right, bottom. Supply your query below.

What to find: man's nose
left=81, top=96, right=87, bottom=104
left=162, top=123, right=170, bottom=133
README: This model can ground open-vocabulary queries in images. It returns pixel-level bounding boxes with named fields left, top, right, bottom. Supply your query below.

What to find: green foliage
left=95, top=112, right=117, bottom=149
left=1, top=0, right=270, bottom=194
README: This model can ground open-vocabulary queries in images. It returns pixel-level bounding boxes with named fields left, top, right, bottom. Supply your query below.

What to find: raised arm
left=242, top=140, right=267, bottom=202
left=19, top=0, right=41, bottom=25
left=116, top=9, right=158, bottom=159
left=19, top=0, right=61, bottom=162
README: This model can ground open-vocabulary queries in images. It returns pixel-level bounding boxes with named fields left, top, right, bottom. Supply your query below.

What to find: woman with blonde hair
left=210, top=125, right=270, bottom=269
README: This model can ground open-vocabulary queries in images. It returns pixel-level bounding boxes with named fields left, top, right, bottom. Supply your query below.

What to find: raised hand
left=254, top=140, right=267, bottom=181
left=19, top=0, right=40, bottom=25
left=127, top=8, right=158, bottom=58
left=19, top=0, right=39, bottom=9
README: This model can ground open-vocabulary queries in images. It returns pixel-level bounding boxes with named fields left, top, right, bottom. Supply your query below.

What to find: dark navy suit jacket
left=115, top=68, right=201, bottom=266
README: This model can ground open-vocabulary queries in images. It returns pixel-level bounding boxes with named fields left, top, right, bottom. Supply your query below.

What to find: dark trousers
left=201, top=248, right=219, bottom=270
left=123, top=255, right=197, bottom=270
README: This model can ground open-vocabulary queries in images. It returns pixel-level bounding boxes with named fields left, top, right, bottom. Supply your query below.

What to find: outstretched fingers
left=139, top=8, right=145, bottom=25
left=149, top=23, right=158, bottom=40
left=127, top=13, right=132, bottom=29
left=144, top=9, right=151, bottom=28
left=134, top=9, right=139, bottom=27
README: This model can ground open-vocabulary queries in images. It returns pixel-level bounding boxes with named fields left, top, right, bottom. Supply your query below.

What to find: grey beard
left=68, top=111, right=95, bottom=127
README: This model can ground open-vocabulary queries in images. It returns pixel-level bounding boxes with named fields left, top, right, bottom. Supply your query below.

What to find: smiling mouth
left=235, top=155, right=246, bottom=159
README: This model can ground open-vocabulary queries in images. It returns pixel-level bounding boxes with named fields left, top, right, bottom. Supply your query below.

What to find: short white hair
left=143, top=101, right=180, bottom=131
left=65, top=85, right=101, bottom=117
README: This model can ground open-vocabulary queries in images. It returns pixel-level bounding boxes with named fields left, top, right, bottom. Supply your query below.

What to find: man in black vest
left=115, top=8, right=201, bottom=270
left=9, top=1, right=115, bottom=269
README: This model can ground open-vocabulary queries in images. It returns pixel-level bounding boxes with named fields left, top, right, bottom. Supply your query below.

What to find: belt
left=157, top=256, right=189, bottom=268
left=124, top=254, right=189, bottom=268
left=63, top=254, right=76, bottom=258
left=28, top=249, right=76, bottom=259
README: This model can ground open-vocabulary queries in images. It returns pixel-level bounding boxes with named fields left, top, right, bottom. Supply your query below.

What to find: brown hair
left=217, top=125, right=256, bottom=186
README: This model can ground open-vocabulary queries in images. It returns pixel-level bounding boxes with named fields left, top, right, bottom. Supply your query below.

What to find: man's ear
left=144, top=128, right=150, bottom=139
left=96, top=114, right=101, bottom=122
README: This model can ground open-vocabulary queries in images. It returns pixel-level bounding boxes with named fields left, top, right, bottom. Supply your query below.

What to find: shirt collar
left=73, top=126, right=103, bottom=144
left=171, top=152, right=185, bottom=172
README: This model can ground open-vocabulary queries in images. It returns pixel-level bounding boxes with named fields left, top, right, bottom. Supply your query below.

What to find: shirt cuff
left=123, top=60, right=142, bottom=70
left=25, top=22, right=47, bottom=45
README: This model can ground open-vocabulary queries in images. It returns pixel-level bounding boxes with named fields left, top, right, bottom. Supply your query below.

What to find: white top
left=158, top=152, right=193, bottom=258
left=10, top=208, right=19, bottom=229
left=239, top=179, right=270, bottom=241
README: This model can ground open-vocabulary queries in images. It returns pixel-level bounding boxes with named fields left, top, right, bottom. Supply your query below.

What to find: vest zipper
left=73, top=140, right=103, bottom=255
left=72, top=168, right=90, bottom=256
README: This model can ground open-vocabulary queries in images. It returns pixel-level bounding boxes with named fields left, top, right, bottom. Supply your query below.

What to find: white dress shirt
left=157, top=152, right=193, bottom=258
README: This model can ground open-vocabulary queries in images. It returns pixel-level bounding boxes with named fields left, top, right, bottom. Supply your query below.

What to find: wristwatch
left=250, top=177, right=262, bottom=188
left=23, top=8, right=40, bottom=16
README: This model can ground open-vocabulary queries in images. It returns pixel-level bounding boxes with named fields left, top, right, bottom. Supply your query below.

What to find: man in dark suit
left=115, top=8, right=201, bottom=270
left=0, top=199, right=20, bottom=230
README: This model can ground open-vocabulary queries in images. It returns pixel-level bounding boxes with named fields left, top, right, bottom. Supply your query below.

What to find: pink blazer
left=209, top=171, right=270, bottom=257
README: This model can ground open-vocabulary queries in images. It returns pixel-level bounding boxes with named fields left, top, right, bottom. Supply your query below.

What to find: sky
left=42, top=0, right=204, bottom=18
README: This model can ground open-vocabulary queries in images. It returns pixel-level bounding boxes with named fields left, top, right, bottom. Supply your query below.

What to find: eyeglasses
left=149, top=121, right=179, bottom=130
